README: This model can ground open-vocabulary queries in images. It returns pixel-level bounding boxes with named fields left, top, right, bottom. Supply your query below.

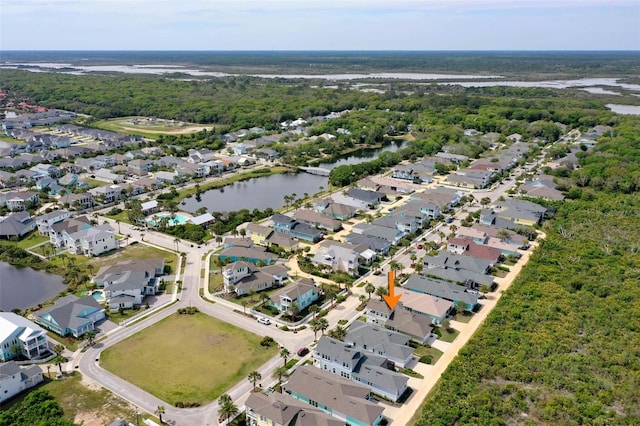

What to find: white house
left=0, top=312, right=50, bottom=362
left=36, top=209, right=72, bottom=235
left=0, top=361, right=44, bottom=403
left=64, top=225, right=116, bottom=257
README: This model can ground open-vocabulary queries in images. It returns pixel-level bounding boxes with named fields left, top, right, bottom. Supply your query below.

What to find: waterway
left=180, top=172, right=327, bottom=213
left=181, top=140, right=407, bottom=213
left=606, top=104, right=640, bottom=115
left=0, top=261, right=67, bottom=311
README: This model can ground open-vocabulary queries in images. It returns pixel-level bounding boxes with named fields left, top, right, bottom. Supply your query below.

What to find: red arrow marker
left=383, top=270, right=402, bottom=310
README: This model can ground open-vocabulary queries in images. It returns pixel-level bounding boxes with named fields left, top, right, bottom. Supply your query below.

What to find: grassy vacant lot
left=34, top=372, right=140, bottom=426
left=0, top=231, right=49, bottom=249
left=93, top=116, right=216, bottom=139
left=101, top=312, right=276, bottom=406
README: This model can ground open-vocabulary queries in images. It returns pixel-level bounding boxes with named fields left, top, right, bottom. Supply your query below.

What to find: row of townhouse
left=247, top=364, right=385, bottom=426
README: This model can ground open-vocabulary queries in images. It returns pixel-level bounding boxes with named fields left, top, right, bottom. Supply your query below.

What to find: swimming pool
left=92, top=290, right=105, bottom=302
left=146, top=214, right=188, bottom=226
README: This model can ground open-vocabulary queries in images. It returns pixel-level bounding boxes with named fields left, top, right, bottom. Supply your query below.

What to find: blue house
left=269, top=279, right=320, bottom=313
left=271, top=214, right=323, bottom=243
left=219, top=246, right=276, bottom=265
left=34, top=295, right=105, bottom=338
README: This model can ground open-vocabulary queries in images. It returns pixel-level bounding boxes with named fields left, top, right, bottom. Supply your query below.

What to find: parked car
left=257, top=317, right=271, bottom=325
left=417, top=244, right=423, bottom=249
left=445, top=216, right=454, bottom=223
left=297, top=347, right=310, bottom=357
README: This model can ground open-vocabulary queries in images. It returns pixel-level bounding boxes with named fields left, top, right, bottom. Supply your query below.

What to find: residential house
left=49, top=216, right=93, bottom=248
left=367, top=289, right=452, bottom=327
left=189, top=213, right=215, bottom=227
left=94, top=259, right=165, bottom=312
left=422, top=267, right=495, bottom=290
left=140, top=200, right=160, bottom=215
left=345, top=321, right=414, bottom=368
left=403, top=275, right=479, bottom=311
left=447, top=237, right=503, bottom=263
left=269, top=279, right=320, bottom=313
left=245, top=391, right=343, bottom=426
left=266, top=232, right=300, bottom=252
left=63, top=225, right=116, bottom=257
left=344, top=233, right=391, bottom=255
left=219, top=246, right=276, bottom=265
left=472, top=224, right=529, bottom=248
left=346, top=188, right=385, bottom=208
left=313, top=336, right=408, bottom=402
left=0, top=361, right=44, bottom=404
left=35, top=295, right=105, bottom=338
left=494, top=199, right=548, bottom=227
left=36, top=209, right=71, bottom=235
left=369, top=176, right=418, bottom=194
left=371, top=214, right=419, bottom=234
left=0, top=191, right=39, bottom=211
left=0, top=211, right=37, bottom=240
left=271, top=214, right=323, bottom=243
left=0, top=312, right=50, bottom=362
left=392, top=163, right=434, bottom=184
left=59, top=192, right=94, bottom=210
left=224, top=237, right=254, bottom=249
left=222, top=261, right=288, bottom=296
left=293, top=210, right=342, bottom=232
left=410, top=187, right=461, bottom=210
left=435, top=152, right=469, bottom=163
left=350, top=223, right=404, bottom=246
left=423, top=251, right=491, bottom=274
left=154, top=171, right=178, bottom=185
left=283, top=365, right=385, bottom=426
left=312, top=243, right=360, bottom=276
left=314, top=199, right=357, bottom=220
left=246, top=223, right=274, bottom=247
left=89, top=185, right=121, bottom=204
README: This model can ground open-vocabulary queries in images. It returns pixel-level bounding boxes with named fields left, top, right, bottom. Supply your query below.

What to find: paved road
left=72, top=147, right=551, bottom=425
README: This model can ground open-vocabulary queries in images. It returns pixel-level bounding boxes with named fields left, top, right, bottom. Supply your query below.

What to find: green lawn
left=82, top=178, right=110, bottom=189
left=436, top=327, right=460, bottom=343
left=414, top=345, right=444, bottom=365
left=101, top=312, right=277, bottom=406
left=0, top=231, right=50, bottom=250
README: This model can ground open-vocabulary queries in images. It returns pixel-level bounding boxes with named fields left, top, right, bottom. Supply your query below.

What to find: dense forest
left=2, top=51, right=639, bottom=75
left=415, top=118, right=640, bottom=425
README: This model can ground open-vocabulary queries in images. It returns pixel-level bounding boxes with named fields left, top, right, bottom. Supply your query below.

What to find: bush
left=280, top=325, right=289, bottom=331
left=419, top=356, right=433, bottom=364
left=260, top=336, right=275, bottom=347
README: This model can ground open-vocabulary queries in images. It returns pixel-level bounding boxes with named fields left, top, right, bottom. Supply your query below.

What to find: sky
left=1, top=0, right=639, bottom=51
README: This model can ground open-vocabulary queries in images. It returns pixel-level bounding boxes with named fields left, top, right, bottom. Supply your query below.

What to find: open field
left=100, top=312, right=277, bottom=406
left=0, top=231, right=49, bottom=249
left=5, top=372, right=143, bottom=426
left=93, top=116, right=216, bottom=138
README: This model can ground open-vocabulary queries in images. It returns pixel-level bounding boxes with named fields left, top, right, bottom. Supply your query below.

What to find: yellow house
left=246, top=223, right=274, bottom=247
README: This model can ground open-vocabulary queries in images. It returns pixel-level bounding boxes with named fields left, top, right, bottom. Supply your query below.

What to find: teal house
left=282, top=365, right=385, bottom=426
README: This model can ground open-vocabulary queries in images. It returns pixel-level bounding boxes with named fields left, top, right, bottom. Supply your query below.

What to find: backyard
left=100, top=312, right=277, bottom=406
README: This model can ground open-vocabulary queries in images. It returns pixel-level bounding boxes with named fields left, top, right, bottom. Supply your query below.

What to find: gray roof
left=345, top=233, right=390, bottom=252
left=283, top=365, right=384, bottom=425
left=270, top=280, right=319, bottom=305
left=423, top=251, right=491, bottom=274
left=345, top=321, right=414, bottom=363
left=423, top=267, right=494, bottom=287
left=0, top=211, right=35, bottom=238
left=403, top=275, right=479, bottom=307
left=351, top=224, right=402, bottom=243
left=245, top=392, right=342, bottom=426
left=220, top=246, right=275, bottom=262
left=36, top=295, right=103, bottom=331
left=385, top=305, right=434, bottom=340
left=271, top=213, right=296, bottom=225
left=267, top=231, right=298, bottom=249
left=103, top=270, right=150, bottom=292
left=347, top=188, right=384, bottom=204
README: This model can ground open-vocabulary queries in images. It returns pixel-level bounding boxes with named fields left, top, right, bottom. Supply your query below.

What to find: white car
left=257, top=317, right=271, bottom=325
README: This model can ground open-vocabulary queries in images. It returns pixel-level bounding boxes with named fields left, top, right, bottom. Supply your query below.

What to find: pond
left=0, top=261, right=67, bottom=311
left=180, top=172, right=328, bottom=214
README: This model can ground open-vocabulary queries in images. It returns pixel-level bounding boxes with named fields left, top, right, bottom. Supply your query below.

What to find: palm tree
left=218, top=393, right=232, bottom=405
left=174, top=238, right=180, bottom=253
left=310, top=319, right=323, bottom=341
left=319, top=318, right=329, bottom=336
left=328, top=325, right=346, bottom=341
left=155, top=406, right=165, bottom=424
left=140, top=233, right=145, bottom=242
left=375, top=286, right=389, bottom=300
left=389, top=260, right=402, bottom=277
left=248, top=370, right=262, bottom=391
left=287, top=301, right=300, bottom=321
left=240, top=298, right=248, bottom=314
left=272, top=366, right=289, bottom=383
left=280, top=348, right=290, bottom=366
left=218, top=398, right=238, bottom=425
left=498, top=229, right=511, bottom=242
left=309, top=304, right=319, bottom=319
left=52, top=353, right=67, bottom=375
left=365, top=282, right=375, bottom=300
left=115, top=219, right=121, bottom=234
left=85, top=330, right=96, bottom=346
left=359, top=294, right=367, bottom=305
